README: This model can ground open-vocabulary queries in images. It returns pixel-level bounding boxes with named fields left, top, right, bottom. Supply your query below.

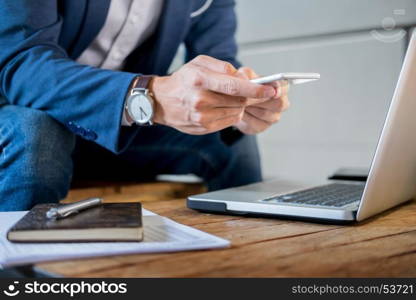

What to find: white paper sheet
left=0, top=209, right=230, bottom=268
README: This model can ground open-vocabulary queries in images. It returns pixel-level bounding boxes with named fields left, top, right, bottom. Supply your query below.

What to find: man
left=0, top=0, right=289, bottom=211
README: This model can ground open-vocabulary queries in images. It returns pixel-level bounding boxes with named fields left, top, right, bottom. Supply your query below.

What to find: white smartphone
left=251, top=72, right=320, bottom=85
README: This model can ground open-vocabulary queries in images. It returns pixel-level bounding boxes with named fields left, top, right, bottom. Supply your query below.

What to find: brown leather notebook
left=7, top=203, right=143, bottom=243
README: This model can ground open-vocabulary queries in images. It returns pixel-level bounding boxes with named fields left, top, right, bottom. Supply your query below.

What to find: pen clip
left=46, top=198, right=103, bottom=220
left=60, top=209, right=79, bottom=218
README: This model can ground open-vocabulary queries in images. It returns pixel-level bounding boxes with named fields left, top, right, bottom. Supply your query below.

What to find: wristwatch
left=125, top=75, right=155, bottom=125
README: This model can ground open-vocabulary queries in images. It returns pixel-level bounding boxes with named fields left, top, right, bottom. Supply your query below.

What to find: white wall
left=235, top=0, right=415, bottom=182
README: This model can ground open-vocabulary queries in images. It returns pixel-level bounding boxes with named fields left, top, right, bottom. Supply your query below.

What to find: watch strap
left=131, top=75, right=154, bottom=91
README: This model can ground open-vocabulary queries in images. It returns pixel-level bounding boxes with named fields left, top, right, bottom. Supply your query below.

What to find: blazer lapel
left=58, top=0, right=87, bottom=54
left=150, top=0, right=193, bottom=74
left=71, top=0, right=111, bottom=59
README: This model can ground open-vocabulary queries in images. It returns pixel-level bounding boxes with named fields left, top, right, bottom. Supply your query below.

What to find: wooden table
left=35, top=198, right=416, bottom=277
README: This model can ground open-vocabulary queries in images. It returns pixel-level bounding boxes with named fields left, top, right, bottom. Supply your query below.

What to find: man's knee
left=4, top=106, right=75, bottom=167
left=184, top=133, right=262, bottom=189
left=220, top=134, right=262, bottom=186
left=0, top=106, right=75, bottom=210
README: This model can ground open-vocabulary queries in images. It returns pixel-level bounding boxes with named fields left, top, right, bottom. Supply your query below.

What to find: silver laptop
left=187, top=32, right=416, bottom=223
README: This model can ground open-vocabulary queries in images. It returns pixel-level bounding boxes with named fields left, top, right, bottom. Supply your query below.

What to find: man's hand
left=149, top=55, right=275, bottom=135
left=234, top=67, right=290, bottom=135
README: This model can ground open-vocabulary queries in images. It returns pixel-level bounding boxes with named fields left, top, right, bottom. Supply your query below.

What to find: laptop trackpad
left=192, top=179, right=316, bottom=203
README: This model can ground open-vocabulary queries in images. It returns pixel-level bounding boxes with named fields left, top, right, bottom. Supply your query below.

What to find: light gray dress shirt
left=77, top=0, right=164, bottom=71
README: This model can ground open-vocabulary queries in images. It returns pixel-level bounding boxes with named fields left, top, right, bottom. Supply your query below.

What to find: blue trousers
left=0, top=104, right=262, bottom=211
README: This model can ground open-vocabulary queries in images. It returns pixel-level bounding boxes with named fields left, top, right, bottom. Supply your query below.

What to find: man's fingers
left=278, top=95, right=290, bottom=111
left=183, top=114, right=242, bottom=135
left=235, top=68, right=273, bottom=106
left=191, top=90, right=247, bottom=109
left=207, top=114, right=242, bottom=132
left=245, top=106, right=281, bottom=124
left=193, top=67, right=276, bottom=99
left=236, top=67, right=259, bottom=80
left=246, top=97, right=271, bottom=106
left=190, top=107, right=243, bottom=126
left=268, top=80, right=290, bottom=98
left=251, top=96, right=290, bottom=112
left=235, top=68, right=250, bottom=80
left=191, top=55, right=237, bottom=75
left=277, top=80, right=290, bottom=98
left=236, top=112, right=270, bottom=135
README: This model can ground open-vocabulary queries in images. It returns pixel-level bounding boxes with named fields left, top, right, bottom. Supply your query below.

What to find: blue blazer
left=0, top=0, right=239, bottom=153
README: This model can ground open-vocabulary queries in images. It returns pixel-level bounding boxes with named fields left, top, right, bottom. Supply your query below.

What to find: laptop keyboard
left=263, top=183, right=365, bottom=208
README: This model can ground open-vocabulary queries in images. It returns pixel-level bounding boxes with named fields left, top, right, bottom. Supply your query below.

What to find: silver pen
left=46, top=198, right=103, bottom=220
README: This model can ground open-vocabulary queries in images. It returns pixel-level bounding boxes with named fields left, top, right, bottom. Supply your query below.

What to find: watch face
left=128, top=93, right=153, bottom=124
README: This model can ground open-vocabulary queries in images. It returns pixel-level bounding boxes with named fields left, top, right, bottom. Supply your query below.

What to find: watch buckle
left=131, top=88, right=147, bottom=95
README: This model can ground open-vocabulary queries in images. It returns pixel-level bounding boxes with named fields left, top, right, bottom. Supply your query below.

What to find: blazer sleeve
left=184, top=0, right=242, bottom=68
left=0, top=0, right=139, bottom=153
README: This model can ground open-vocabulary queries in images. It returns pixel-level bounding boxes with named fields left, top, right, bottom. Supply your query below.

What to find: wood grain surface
left=35, top=194, right=416, bottom=278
